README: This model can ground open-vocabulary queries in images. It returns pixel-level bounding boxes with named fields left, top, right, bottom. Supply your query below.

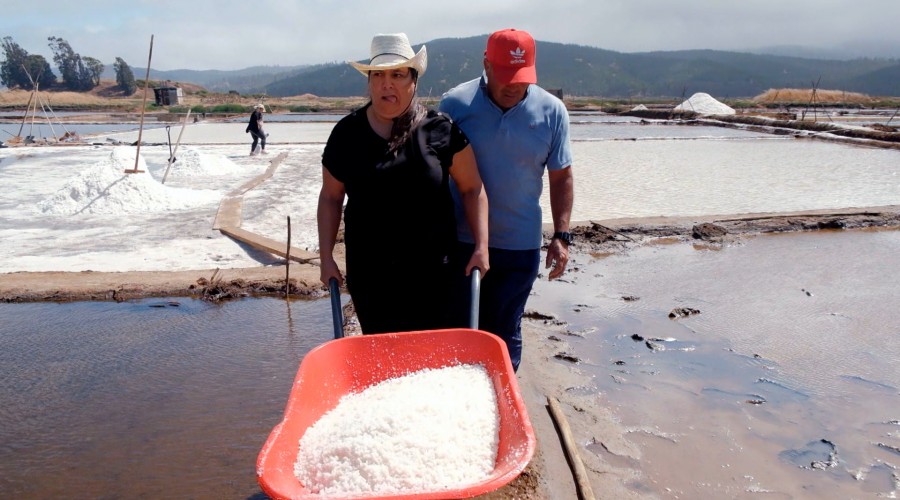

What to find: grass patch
left=754, top=88, right=874, bottom=106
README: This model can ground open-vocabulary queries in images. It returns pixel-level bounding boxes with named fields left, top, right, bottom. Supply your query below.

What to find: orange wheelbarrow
left=256, top=270, right=535, bottom=499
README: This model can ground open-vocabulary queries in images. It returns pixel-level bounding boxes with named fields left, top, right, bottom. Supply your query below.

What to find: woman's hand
left=466, top=246, right=489, bottom=277
left=319, top=257, right=343, bottom=287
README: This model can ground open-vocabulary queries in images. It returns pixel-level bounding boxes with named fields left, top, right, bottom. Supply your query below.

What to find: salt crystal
left=294, top=364, right=500, bottom=496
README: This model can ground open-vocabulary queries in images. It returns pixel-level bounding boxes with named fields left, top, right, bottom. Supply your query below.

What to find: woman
left=317, top=33, right=489, bottom=334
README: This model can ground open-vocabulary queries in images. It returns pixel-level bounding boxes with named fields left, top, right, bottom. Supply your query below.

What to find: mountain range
left=113, top=36, right=900, bottom=98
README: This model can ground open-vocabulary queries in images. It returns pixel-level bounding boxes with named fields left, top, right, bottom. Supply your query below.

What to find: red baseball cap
left=485, top=29, right=537, bottom=86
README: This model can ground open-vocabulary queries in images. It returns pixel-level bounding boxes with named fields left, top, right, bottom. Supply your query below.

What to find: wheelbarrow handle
left=469, top=268, right=481, bottom=330
left=328, top=278, right=344, bottom=339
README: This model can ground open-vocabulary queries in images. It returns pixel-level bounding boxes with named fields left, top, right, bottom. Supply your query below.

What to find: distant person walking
left=246, top=103, right=267, bottom=155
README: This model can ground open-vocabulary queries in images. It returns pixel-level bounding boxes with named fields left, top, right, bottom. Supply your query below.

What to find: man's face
left=484, top=60, right=529, bottom=111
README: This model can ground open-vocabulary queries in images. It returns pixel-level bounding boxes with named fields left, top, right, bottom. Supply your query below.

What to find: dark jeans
left=250, top=130, right=266, bottom=152
left=451, top=242, right=540, bottom=371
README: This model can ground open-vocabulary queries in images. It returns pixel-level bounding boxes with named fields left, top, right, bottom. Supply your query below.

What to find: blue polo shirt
left=439, top=75, right=572, bottom=250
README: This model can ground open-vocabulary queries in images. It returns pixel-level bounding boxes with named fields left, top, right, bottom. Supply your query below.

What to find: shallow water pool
left=527, top=228, right=900, bottom=498
left=0, top=296, right=335, bottom=498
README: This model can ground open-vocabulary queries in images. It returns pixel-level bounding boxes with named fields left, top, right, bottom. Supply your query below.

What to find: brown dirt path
left=2, top=207, right=898, bottom=303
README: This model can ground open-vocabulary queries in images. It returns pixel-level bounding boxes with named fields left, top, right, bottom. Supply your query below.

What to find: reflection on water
left=0, top=297, right=335, bottom=498
left=528, top=229, right=900, bottom=498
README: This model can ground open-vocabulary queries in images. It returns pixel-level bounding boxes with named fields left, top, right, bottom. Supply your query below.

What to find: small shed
left=545, top=88, right=564, bottom=100
left=153, top=86, right=183, bottom=106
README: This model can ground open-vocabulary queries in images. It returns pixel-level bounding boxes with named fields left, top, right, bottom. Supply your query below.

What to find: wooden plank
left=227, top=151, right=287, bottom=197
left=212, top=151, right=288, bottom=230
left=213, top=151, right=320, bottom=265
left=219, top=226, right=319, bottom=264
left=212, top=196, right=242, bottom=230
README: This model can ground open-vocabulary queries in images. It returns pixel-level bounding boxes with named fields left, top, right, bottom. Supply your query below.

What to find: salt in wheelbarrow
left=256, top=269, right=535, bottom=499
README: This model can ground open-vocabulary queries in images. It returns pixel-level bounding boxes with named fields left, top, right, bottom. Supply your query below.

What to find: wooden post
left=161, top=108, right=192, bottom=184
left=547, top=396, right=596, bottom=500
left=28, top=82, right=40, bottom=138
left=285, top=216, right=292, bottom=298
left=126, top=34, right=153, bottom=174
left=16, top=65, right=40, bottom=139
left=16, top=88, right=35, bottom=138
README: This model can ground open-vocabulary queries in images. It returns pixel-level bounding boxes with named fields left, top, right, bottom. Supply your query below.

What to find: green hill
left=116, top=36, right=899, bottom=98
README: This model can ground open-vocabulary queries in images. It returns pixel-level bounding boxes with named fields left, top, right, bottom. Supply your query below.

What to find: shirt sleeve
left=322, top=118, right=351, bottom=183
left=418, top=111, right=470, bottom=167
left=547, top=102, right=573, bottom=171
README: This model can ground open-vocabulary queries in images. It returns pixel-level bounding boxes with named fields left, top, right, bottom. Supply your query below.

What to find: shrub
left=208, top=103, right=245, bottom=113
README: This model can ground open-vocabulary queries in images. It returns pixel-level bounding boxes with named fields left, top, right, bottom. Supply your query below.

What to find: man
left=440, top=28, right=574, bottom=371
left=246, top=103, right=267, bottom=155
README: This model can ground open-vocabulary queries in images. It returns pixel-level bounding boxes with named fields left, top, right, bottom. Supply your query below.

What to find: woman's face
left=368, top=68, right=416, bottom=120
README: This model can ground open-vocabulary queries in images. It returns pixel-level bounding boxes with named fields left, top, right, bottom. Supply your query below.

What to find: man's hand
left=545, top=239, right=569, bottom=280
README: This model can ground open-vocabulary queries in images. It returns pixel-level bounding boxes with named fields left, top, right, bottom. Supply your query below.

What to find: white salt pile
left=37, top=147, right=221, bottom=215
left=674, top=92, right=736, bottom=115
left=157, top=148, right=245, bottom=178
left=294, top=364, right=500, bottom=496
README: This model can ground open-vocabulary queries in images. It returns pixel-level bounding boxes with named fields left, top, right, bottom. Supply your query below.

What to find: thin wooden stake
left=126, top=34, right=153, bottom=174
left=161, top=108, right=192, bottom=184
left=16, top=87, right=35, bottom=138
left=285, top=216, right=292, bottom=298
left=887, top=106, right=899, bottom=126
left=547, top=396, right=596, bottom=500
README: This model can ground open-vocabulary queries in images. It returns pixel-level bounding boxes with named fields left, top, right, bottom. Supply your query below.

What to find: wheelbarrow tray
left=257, top=328, right=536, bottom=499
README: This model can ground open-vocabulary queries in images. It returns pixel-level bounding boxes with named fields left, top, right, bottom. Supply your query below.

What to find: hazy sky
left=2, top=0, right=899, bottom=71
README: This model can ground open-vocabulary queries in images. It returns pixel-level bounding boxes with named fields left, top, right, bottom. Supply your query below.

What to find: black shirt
left=323, top=105, right=469, bottom=271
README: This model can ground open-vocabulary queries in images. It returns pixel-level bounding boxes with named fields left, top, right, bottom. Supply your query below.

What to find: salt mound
left=295, top=364, right=499, bottom=496
left=159, top=148, right=245, bottom=178
left=38, top=147, right=221, bottom=215
left=674, top=92, right=735, bottom=115
left=631, top=104, right=649, bottom=111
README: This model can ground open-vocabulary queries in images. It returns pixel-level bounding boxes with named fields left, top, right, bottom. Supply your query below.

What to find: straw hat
left=349, top=33, right=427, bottom=77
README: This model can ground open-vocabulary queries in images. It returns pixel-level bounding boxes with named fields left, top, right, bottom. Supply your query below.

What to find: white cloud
left=1, top=0, right=897, bottom=71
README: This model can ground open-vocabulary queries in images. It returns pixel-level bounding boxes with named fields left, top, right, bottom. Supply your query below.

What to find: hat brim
left=349, top=46, right=427, bottom=77
left=490, top=64, right=537, bottom=86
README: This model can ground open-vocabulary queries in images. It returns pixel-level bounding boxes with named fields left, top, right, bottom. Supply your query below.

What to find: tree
left=25, top=54, right=56, bottom=88
left=1, top=36, right=30, bottom=89
left=114, top=57, right=137, bottom=94
left=83, top=56, right=104, bottom=86
left=47, top=36, right=96, bottom=91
